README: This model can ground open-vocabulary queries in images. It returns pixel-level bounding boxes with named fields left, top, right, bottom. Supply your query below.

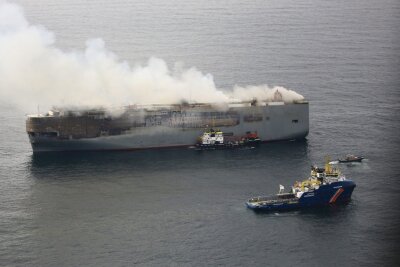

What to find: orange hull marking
left=329, top=188, right=345, bottom=204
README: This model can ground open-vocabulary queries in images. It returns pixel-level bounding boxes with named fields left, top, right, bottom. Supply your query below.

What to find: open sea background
left=1, top=0, right=399, bottom=266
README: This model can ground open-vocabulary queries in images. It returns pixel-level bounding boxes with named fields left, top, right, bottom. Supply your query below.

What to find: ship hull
left=298, top=180, right=356, bottom=207
left=27, top=103, right=309, bottom=152
left=246, top=200, right=301, bottom=212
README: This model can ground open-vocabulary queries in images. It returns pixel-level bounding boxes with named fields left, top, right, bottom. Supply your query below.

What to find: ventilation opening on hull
left=28, top=132, right=58, bottom=137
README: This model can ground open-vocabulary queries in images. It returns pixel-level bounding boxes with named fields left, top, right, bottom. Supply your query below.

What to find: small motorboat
left=338, top=155, right=364, bottom=163
left=242, top=131, right=261, bottom=145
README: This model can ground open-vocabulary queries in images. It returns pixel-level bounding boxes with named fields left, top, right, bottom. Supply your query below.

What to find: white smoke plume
left=232, top=85, right=305, bottom=104
left=0, top=1, right=304, bottom=113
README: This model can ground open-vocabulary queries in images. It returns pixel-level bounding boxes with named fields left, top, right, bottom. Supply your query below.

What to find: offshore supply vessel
left=26, top=95, right=309, bottom=152
left=246, top=160, right=356, bottom=212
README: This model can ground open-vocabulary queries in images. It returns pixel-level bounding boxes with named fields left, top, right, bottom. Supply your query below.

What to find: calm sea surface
left=1, top=0, right=400, bottom=266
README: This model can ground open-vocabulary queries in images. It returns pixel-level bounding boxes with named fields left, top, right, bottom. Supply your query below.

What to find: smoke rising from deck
left=0, top=1, right=304, bottom=113
left=232, top=85, right=304, bottom=104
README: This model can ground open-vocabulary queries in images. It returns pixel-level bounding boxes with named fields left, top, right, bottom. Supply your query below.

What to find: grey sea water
left=1, top=0, right=400, bottom=266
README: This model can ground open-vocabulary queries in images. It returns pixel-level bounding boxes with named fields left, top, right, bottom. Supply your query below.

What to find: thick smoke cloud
left=232, top=85, right=304, bottom=104
left=0, top=1, right=304, bottom=113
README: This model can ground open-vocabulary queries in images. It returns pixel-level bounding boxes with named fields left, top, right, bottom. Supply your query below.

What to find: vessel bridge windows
left=292, top=119, right=299, bottom=123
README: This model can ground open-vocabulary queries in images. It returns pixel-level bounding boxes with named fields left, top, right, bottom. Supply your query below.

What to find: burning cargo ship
left=26, top=98, right=309, bottom=152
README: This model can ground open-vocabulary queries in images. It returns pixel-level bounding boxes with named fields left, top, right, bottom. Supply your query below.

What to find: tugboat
left=246, top=159, right=356, bottom=212
left=338, top=154, right=364, bottom=163
left=195, top=129, right=260, bottom=150
left=242, top=131, right=261, bottom=146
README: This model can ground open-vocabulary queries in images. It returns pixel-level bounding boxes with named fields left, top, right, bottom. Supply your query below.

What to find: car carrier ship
left=26, top=95, right=309, bottom=152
